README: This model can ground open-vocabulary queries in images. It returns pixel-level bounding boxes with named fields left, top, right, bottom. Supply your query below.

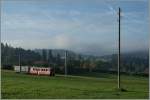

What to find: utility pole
left=65, top=50, right=67, bottom=76
left=19, top=52, right=21, bottom=72
left=118, top=7, right=121, bottom=89
left=54, top=63, right=55, bottom=74
left=5, top=56, right=8, bottom=65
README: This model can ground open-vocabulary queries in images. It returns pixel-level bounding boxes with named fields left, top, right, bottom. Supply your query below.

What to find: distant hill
left=1, top=42, right=148, bottom=74
left=34, top=49, right=79, bottom=60
left=99, top=50, right=148, bottom=60
left=99, top=50, right=149, bottom=74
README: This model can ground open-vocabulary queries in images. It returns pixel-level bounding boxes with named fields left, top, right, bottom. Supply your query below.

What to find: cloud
left=1, top=0, right=148, bottom=56
left=52, top=34, right=74, bottom=49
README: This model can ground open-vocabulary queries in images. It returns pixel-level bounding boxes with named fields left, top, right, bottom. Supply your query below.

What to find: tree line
left=1, top=43, right=148, bottom=75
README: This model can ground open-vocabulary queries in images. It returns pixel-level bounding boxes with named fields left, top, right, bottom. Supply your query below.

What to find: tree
left=42, top=49, right=47, bottom=62
left=1, top=43, right=42, bottom=68
left=48, top=50, right=53, bottom=64
left=56, top=54, right=61, bottom=65
left=89, top=60, right=96, bottom=72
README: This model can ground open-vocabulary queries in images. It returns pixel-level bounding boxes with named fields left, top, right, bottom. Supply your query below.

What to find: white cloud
left=52, top=34, right=74, bottom=49
left=1, top=3, right=148, bottom=55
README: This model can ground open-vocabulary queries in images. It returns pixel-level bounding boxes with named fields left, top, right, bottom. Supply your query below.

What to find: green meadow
left=1, top=70, right=149, bottom=99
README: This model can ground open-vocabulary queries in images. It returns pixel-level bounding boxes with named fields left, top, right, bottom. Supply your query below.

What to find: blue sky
left=1, top=0, right=149, bottom=56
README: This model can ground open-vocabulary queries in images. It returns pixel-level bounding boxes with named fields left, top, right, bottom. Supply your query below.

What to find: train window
left=46, top=69, right=48, bottom=71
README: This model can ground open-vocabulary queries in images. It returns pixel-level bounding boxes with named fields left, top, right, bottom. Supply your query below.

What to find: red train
left=14, top=66, right=55, bottom=76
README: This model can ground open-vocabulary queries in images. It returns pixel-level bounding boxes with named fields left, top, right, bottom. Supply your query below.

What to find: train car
left=14, top=66, right=21, bottom=73
left=21, top=66, right=29, bottom=73
left=14, top=66, right=55, bottom=76
left=29, top=67, right=55, bottom=76
left=14, top=66, right=29, bottom=73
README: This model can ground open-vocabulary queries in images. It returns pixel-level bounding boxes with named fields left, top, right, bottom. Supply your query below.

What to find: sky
left=1, top=0, right=149, bottom=56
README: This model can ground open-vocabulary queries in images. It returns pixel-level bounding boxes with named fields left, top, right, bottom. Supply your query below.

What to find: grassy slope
left=1, top=70, right=149, bottom=99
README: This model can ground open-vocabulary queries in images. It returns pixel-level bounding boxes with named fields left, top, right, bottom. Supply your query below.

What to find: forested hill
left=1, top=43, right=149, bottom=75
left=1, top=43, right=41, bottom=66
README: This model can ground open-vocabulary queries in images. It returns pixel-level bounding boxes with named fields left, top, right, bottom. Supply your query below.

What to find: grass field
left=1, top=70, right=149, bottom=99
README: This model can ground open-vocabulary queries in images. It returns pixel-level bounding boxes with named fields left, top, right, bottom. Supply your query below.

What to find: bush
left=2, top=64, right=14, bottom=70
